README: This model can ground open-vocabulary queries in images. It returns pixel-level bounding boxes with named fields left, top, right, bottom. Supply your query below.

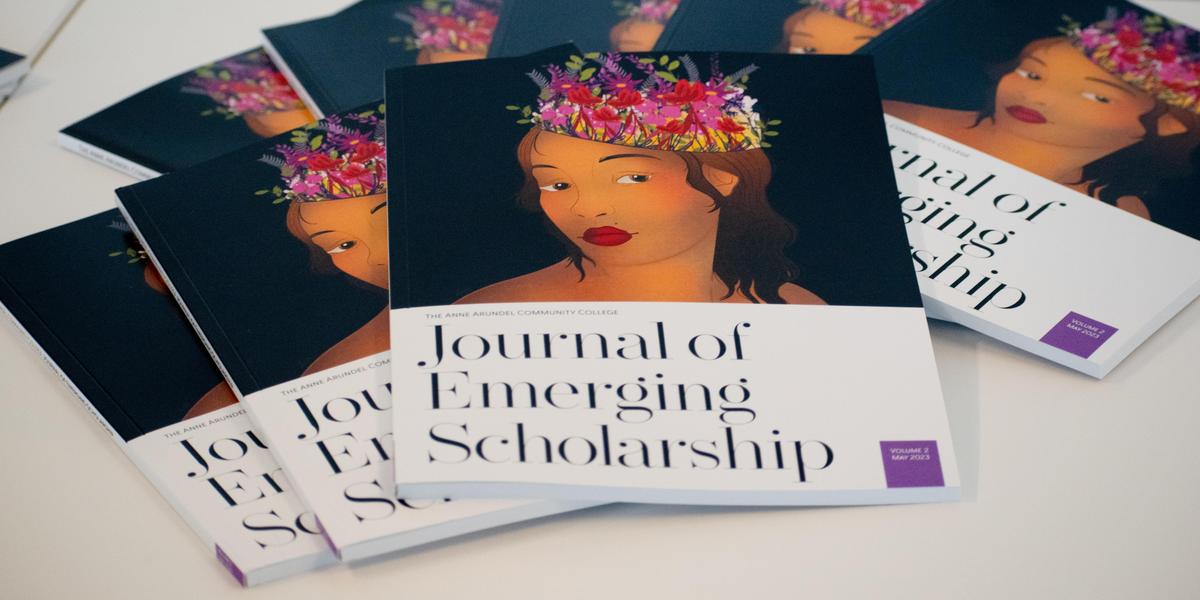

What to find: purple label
left=215, top=544, right=247, bottom=587
left=880, top=441, right=945, bottom=488
left=1039, top=311, right=1118, bottom=359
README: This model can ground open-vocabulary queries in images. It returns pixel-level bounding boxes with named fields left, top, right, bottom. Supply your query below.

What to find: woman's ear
left=1158, top=111, right=1188, bottom=137
left=702, top=164, right=741, bottom=197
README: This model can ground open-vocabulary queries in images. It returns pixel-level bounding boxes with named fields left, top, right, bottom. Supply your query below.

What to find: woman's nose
left=571, top=189, right=614, bottom=219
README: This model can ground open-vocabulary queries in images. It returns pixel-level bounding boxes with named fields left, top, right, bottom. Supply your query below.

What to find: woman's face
left=994, top=39, right=1156, bottom=151
left=784, top=8, right=879, bottom=55
left=296, top=193, right=389, bottom=289
left=610, top=18, right=666, bottom=52
left=529, top=132, right=724, bottom=268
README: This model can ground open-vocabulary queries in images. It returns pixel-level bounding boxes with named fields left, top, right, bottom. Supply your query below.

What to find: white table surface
left=1, top=1, right=1197, bottom=598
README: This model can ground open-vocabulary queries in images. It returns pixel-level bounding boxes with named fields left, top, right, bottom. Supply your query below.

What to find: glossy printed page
left=868, top=0, right=1200, bottom=376
left=387, top=51, right=957, bottom=504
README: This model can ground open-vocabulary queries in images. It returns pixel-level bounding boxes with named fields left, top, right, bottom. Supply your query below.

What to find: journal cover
left=0, top=211, right=334, bottom=586
left=386, top=51, right=960, bottom=504
left=868, top=0, right=1200, bottom=377
left=59, top=47, right=315, bottom=179
left=488, top=0, right=680, bottom=56
left=115, top=105, right=592, bottom=562
left=655, top=0, right=929, bottom=56
left=262, top=0, right=504, bottom=118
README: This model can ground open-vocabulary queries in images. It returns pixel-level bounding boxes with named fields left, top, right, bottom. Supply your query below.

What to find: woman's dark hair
left=972, top=37, right=1200, bottom=210
left=286, top=200, right=340, bottom=276
left=515, top=128, right=800, bottom=304
left=284, top=199, right=388, bottom=294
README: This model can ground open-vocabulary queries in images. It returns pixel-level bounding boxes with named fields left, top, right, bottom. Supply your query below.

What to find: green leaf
left=569, top=54, right=583, bottom=64
left=657, top=71, right=678, bottom=83
left=584, top=52, right=601, bottom=59
left=254, top=189, right=270, bottom=196
left=760, top=142, right=773, bottom=148
left=108, top=251, right=123, bottom=257
left=272, top=186, right=282, bottom=195
left=505, top=105, right=521, bottom=111
left=668, top=60, right=680, bottom=71
left=521, top=106, right=532, bottom=117
left=273, top=198, right=287, bottom=205
left=126, top=249, right=137, bottom=257
left=764, top=131, right=779, bottom=136
left=516, top=119, right=532, bottom=124
left=767, top=119, right=782, bottom=126
left=199, top=109, right=214, bottom=117
left=639, top=58, right=656, bottom=64
left=579, top=67, right=597, bottom=81
left=659, top=55, right=669, bottom=66
left=218, top=70, right=231, bottom=81
left=309, top=135, right=324, bottom=150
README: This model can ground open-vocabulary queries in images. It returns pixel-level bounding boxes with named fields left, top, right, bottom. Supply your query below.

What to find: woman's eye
left=327, top=240, right=357, bottom=255
left=1081, top=92, right=1111, bottom=104
left=616, top=174, right=651, bottom=184
left=539, top=182, right=572, bottom=192
left=1015, top=68, right=1041, bottom=81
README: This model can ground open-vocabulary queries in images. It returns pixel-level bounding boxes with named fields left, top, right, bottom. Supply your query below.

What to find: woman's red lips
left=1006, top=105, right=1047, bottom=124
left=582, top=226, right=634, bottom=246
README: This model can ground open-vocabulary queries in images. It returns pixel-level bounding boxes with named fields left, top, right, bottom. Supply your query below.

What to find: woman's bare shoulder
left=882, top=99, right=975, bottom=129
left=779, top=282, right=827, bottom=306
left=455, top=261, right=578, bottom=304
left=303, top=310, right=388, bottom=376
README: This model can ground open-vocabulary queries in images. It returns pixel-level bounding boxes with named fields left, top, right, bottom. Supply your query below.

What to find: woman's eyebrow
left=1084, top=77, right=1139, bottom=97
left=309, top=230, right=335, bottom=239
left=370, top=201, right=387, bottom=214
left=1022, top=55, right=1047, bottom=65
left=531, top=163, right=558, bottom=169
left=598, top=153, right=661, bottom=163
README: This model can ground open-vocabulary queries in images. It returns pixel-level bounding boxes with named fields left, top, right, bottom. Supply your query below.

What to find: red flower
left=592, top=106, right=621, bottom=122
left=661, top=80, right=707, bottom=105
left=351, top=141, right=384, bottom=163
left=658, top=118, right=688, bottom=134
left=608, top=88, right=644, bottom=109
left=1116, top=27, right=1143, bottom=48
left=306, top=154, right=339, bottom=171
left=567, top=86, right=602, bottom=106
left=716, top=116, right=745, bottom=134
left=1152, top=44, right=1178, bottom=63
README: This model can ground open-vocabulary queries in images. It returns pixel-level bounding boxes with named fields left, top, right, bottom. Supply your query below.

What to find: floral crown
left=614, top=0, right=680, bottom=24
left=257, top=108, right=387, bottom=204
left=399, top=0, right=501, bottom=54
left=803, top=0, right=925, bottom=31
left=183, top=50, right=305, bottom=118
left=510, top=53, right=779, bottom=153
left=1063, top=9, right=1200, bottom=114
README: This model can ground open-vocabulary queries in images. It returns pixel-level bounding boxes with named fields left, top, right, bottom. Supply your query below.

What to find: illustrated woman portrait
left=261, top=112, right=390, bottom=375
left=883, top=9, right=1200, bottom=225
left=399, top=0, right=501, bottom=64
left=779, top=0, right=924, bottom=55
left=610, top=0, right=679, bottom=52
left=108, top=221, right=239, bottom=419
left=462, top=54, right=826, bottom=305
left=184, top=50, right=314, bottom=138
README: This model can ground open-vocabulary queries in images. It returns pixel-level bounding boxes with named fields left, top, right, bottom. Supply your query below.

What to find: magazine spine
left=261, top=31, right=328, bottom=119
left=56, top=131, right=162, bottom=180
left=114, top=189, right=257, bottom=399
